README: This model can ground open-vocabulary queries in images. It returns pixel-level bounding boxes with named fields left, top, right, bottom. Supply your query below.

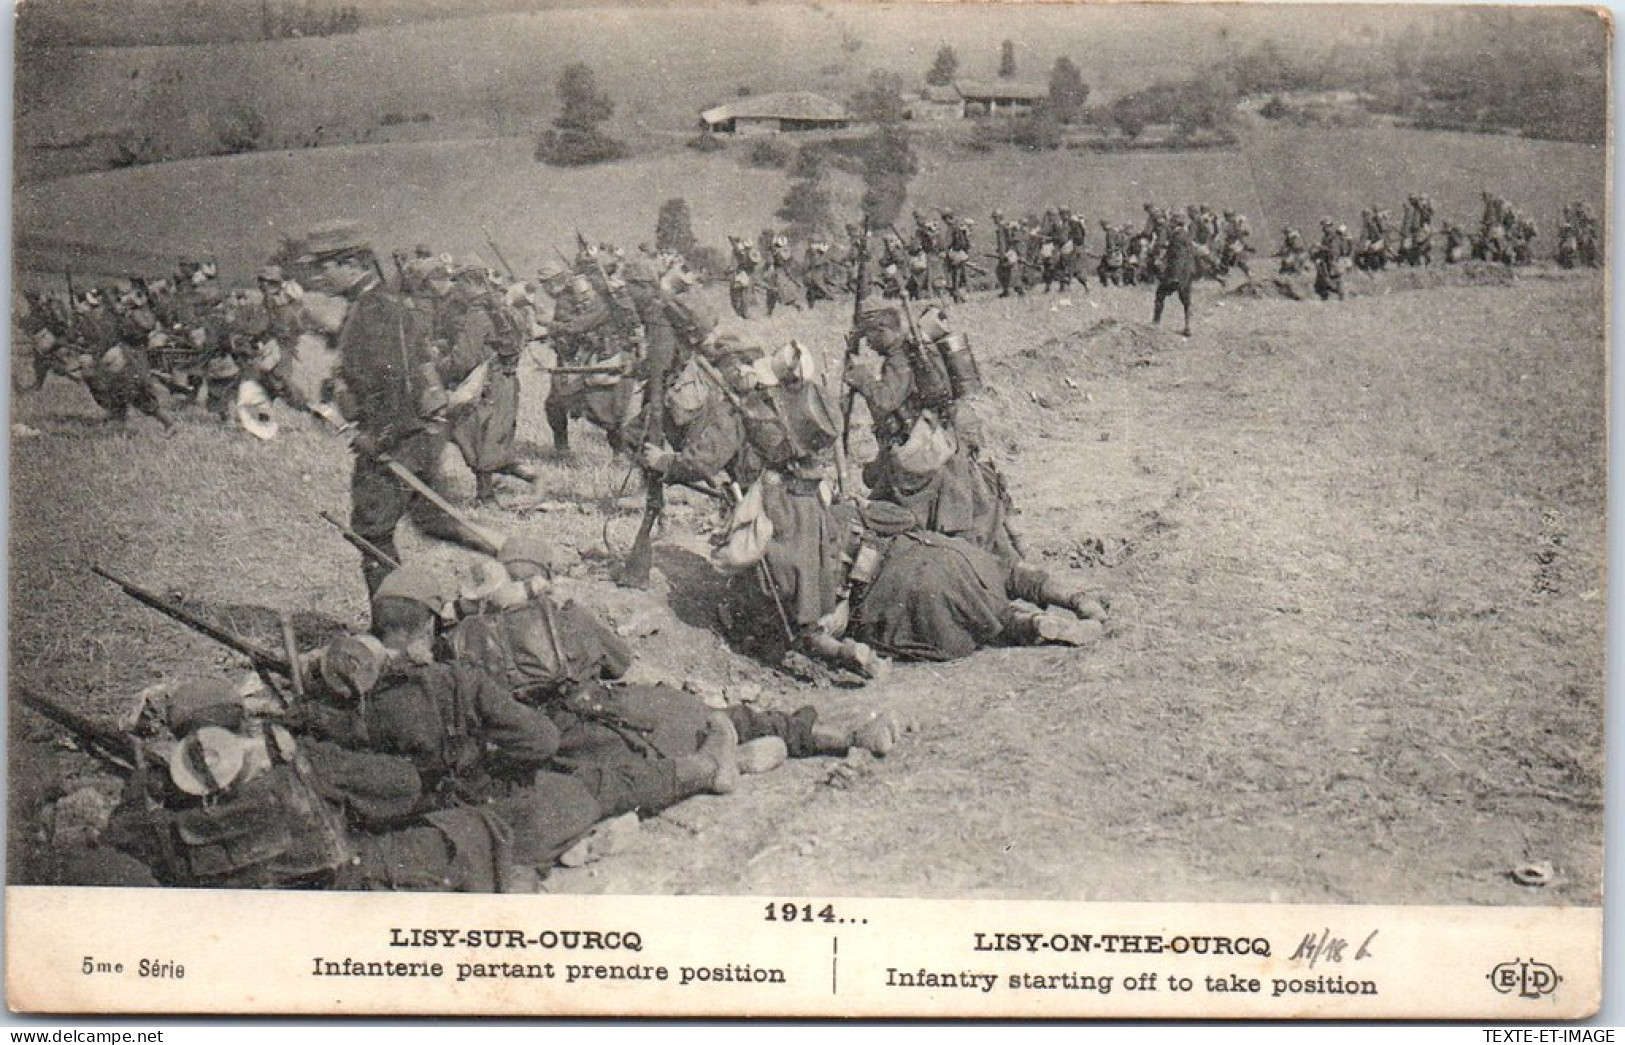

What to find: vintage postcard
left=6, top=0, right=1607, bottom=1018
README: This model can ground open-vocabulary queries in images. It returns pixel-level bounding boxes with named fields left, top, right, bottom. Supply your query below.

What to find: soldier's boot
left=674, top=713, right=740, bottom=795
left=1004, top=608, right=1104, bottom=648
left=545, top=398, right=571, bottom=455
left=809, top=710, right=903, bottom=758
left=557, top=813, right=640, bottom=868
left=473, top=472, right=499, bottom=506
left=497, top=461, right=537, bottom=483
left=1009, top=563, right=1109, bottom=621
left=804, top=632, right=891, bottom=683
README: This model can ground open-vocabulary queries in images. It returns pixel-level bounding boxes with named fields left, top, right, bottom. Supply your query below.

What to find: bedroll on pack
left=148, top=759, right=353, bottom=888
left=446, top=603, right=634, bottom=703
left=742, top=381, right=839, bottom=466
left=934, top=331, right=983, bottom=400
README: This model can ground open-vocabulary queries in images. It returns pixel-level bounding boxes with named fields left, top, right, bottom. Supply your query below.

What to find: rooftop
left=955, top=80, right=1049, bottom=101
left=701, top=91, right=849, bottom=124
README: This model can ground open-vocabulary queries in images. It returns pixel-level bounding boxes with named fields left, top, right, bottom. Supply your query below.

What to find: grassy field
left=18, top=2, right=1479, bottom=180
left=9, top=260, right=1606, bottom=903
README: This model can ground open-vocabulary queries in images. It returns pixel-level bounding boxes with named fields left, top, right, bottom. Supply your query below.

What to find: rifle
left=374, top=454, right=507, bottom=556
left=835, top=215, right=870, bottom=499
left=17, top=685, right=139, bottom=773
left=92, top=565, right=296, bottom=682
left=983, top=253, right=1042, bottom=271
left=482, top=227, right=517, bottom=281
left=319, top=511, right=401, bottom=571
left=63, top=269, right=86, bottom=346
left=540, top=363, right=628, bottom=376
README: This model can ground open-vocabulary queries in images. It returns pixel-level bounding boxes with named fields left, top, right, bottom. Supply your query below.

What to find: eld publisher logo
left=1488, top=958, right=1561, bottom=1000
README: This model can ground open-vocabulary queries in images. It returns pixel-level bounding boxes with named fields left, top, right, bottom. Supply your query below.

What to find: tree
left=554, top=63, right=615, bottom=132
left=776, top=173, right=833, bottom=239
left=536, top=62, right=628, bottom=166
left=850, top=70, right=909, bottom=126
left=857, top=125, right=918, bottom=228
left=926, top=45, right=959, bottom=87
left=1047, top=56, right=1090, bottom=124
left=656, top=198, right=699, bottom=257
left=999, top=39, right=1017, bottom=79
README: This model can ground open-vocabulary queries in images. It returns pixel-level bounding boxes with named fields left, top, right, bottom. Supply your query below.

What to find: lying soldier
left=55, top=678, right=622, bottom=891
left=352, top=552, right=902, bottom=818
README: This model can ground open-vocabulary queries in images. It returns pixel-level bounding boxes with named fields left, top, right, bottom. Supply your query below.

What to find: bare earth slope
left=10, top=268, right=1604, bottom=905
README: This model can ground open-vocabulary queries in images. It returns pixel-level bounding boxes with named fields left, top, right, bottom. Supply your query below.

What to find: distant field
left=17, top=3, right=1442, bottom=179
left=14, top=119, right=1606, bottom=287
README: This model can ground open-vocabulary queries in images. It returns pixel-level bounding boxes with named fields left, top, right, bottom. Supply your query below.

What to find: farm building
left=909, top=84, right=966, bottom=121
left=906, top=81, right=1051, bottom=119
left=699, top=92, right=850, bottom=134
left=956, top=80, right=1049, bottom=117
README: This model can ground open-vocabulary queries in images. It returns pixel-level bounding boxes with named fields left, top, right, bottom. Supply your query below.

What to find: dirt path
left=535, top=272, right=1605, bottom=904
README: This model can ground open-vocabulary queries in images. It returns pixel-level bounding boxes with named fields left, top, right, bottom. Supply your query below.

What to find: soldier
left=876, top=231, right=909, bottom=300
left=802, top=238, right=839, bottom=309
left=727, top=235, right=760, bottom=319
left=246, top=265, right=311, bottom=409
left=1218, top=211, right=1253, bottom=278
left=843, top=300, right=1019, bottom=561
left=994, top=216, right=1027, bottom=299
left=1152, top=214, right=1197, bottom=337
left=1277, top=226, right=1308, bottom=275
left=300, top=632, right=746, bottom=877
left=945, top=218, right=974, bottom=303
left=311, top=221, right=493, bottom=595
left=714, top=467, right=1106, bottom=679
left=357, top=560, right=901, bottom=848
left=763, top=235, right=802, bottom=316
left=1312, top=220, right=1348, bottom=301
left=68, top=288, right=177, bottom=431
left=1441, top=220, right=1469, bottom=264
left=536, top=259, right=610, bottom=454
left=1512, top=216, right=1538, bottom=266
left=431, top=260, right=537, bottom=505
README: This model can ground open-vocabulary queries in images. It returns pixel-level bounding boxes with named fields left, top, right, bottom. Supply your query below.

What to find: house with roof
left=909, top=84, right=966, bottom=121
left=699, top=92, right=851, bottom=135
left=955, top=80, right=1049, bottom=117
left=906, top=80, right=1051, bottom=119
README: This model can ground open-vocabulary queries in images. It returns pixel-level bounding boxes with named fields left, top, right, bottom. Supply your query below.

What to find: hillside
left=15, top=122, right=1606, bottom=286
left=9, top=266, right=1605, bottom=904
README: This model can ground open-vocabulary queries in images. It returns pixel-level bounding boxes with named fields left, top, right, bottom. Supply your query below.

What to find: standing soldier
left=727, top=235, right=760, bottom=320
left=313, top=223, right=496, bottom=595
left=945, top=217, right=974, bottom=303
left=1277, top=225, right=1309, bottom=275
left=803, top=238, right=838, bottom=309
left=1219, top=211, right=1253, bottom=278
left=1152, top=214, right=1196, bottom=337
left=1312, top=219, right=1348, bottom=301
left=444, top=262, right=537, bottom=505
left=536, top=259, right=610, bottom=454
left=764, top=235, right=802, bottom=316
left=877, top=231, right=910, bottom=300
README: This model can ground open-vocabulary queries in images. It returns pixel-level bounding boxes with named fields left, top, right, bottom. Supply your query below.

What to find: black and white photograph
left=5, top=0, right=1609, bottom=1018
